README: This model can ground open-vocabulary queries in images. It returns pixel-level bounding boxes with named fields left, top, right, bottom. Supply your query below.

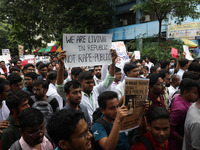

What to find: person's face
left=33, top=85, right=46, bottom=100
left=66, top=118, right=92, bottom=150
left=185, top=86, right=198, bottom=102
left=127, top=67, right=140, bottom=78
left=71, top=75, right=79, bottom=81
left=136, top=63, right=142, bottom=70
left=94, top=66, right=102, bottom=79
left=21, top=123, right=45, bottom=147
left=0, top=75, right=6, bottom=79
left=164, top=73, right=171, bottom=87
left=24, top=76, right=34, bottom=87
left=174, top=76, right=180, bottom=87
left=81, top=79, right=94, bottom=94
left=56, top=64, right=59, bottom=71
left=48, top=64, right=53, bottom=72
left=16, top=61, right=22, bottom=69
left=1, top=62, right=6, bottom=69
left=170, top=60, right=175, bottom=64
left=13, top=71, right=20, bottom=76
left=66, top=87, right=82, bottom=105
left=0, top=85, right=10, bottom=100
left=142, top=68, right=148, bottom=76
left=102, top=98, right=119, bottom=121
left=40, top=67, right=48, bottom=78
left=151, top=77, right=166, bottom=95
left=11, top=81, right=23, bottom=91
left=145, top=58, right=149, bottom=63
left=27, top=66, right=35, bottom=73
left=115, top=71, right=122, bottom=82
left=141, top=60, right=145, bottom=66
left=18, top=99, right=30, bottom=113
left=156, top=67, right=161, bottom=73
left=150, top=118, right=170, bottom=144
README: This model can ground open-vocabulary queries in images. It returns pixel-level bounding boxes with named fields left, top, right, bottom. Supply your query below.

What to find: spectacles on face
left=27, top=69, right=35, bottom=71
left=25, top=126, right=45, bottom=137
left=71, top=127, right=91, bottom=139
left=156, top=81, right=166, bottom=87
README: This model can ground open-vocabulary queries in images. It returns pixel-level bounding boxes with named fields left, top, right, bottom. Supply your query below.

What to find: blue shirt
left=92, top=121, right=129, bottom=150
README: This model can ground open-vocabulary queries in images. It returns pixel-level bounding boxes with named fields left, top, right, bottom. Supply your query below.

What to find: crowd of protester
left=0, top=49, right=200, bottom=150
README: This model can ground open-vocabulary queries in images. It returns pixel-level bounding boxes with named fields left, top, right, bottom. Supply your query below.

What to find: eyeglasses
left=25, top=126, right=45, bottom=137
left=71, top=127, right=91, bottom=139
left=156, top=82, right=166, bottom=87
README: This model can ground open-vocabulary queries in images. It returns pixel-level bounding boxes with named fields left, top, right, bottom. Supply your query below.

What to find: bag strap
left=95, top=118, right=110, bottom=135
left=10, top=140, right=22, bottom=150
left=135, top=135, right=154, bottom=150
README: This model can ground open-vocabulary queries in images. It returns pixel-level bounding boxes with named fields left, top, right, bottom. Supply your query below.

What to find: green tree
left=131, top=0, right=200, bottom=43
left=0, top=0, right=116, bottom=51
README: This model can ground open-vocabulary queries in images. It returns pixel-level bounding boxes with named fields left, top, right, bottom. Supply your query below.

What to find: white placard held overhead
left=183, top=45, right=194, bottom=60
left=63, top=34, right=112, bottom=67
left=134, top=51, right=140, bottom=60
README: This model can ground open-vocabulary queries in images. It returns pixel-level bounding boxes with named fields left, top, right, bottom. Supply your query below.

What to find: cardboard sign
left=171, top=47, right=179, bottom=58
left=63, top=34, right=112, bottom=67
left=183, top=45, right=194, bottom=60
left=111, top=41, right=129, bottom=69
left=35, top=56, right=50, bottom=64
left=120, top=77, right=149, bottom=132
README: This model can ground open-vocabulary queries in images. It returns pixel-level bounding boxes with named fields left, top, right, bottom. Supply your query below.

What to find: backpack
left=10, top=140, right=22, bottom=150
left=31, top=96, right=54, bottom=126
left=92, top=108, right=110, bottom=150
left=131, top=135, right=155, bottom=150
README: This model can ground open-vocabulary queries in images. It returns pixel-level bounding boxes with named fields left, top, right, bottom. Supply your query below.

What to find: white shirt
left=47, top=83, right=63, bottom=109
left=116, top=80, right=125, bottom=100
left=145, top=62, right=154, bottom=73
left=176, top=69, right=184, bottom=80
left=168, top=85, right=178, bottom=106
left=0, top=101, right=10, bottom=121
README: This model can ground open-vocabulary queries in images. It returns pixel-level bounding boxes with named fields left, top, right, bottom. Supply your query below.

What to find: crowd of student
left=0, top=49, right=200, bottom=150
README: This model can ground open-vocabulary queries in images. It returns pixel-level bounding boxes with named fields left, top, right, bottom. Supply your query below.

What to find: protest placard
left=111, top=41, right=129, bottom=69
left=134, top=51, right=140, bottom=60
left=0, top=55, right=11, bottom=64
left=120, top=77, right=149, bottom=132
left=35, top=56, right=50, bottom=64
left=2, top=49, right=10, bottom=57
left=20, top=55, right=35, bottom=67
left=183, top=45, right=194, bottom=60
left=171, top=47, right=179, bottom=58
left=63, top=34, right=112, bottom=67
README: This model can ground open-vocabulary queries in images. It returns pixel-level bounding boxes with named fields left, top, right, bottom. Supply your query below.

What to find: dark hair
left=179, top=59, right=189, bottom=68
left=160, top=60, right=170, bottom=69
left=47, top=109, right=84, bottom=146
left=142, top=66, right=149, bottom=71
left=115, top=66, right=121, bottom=73
left=46, top=71, right=57, bottom=84
left=150, top=66, right=159, bottom=74
left=132, top=60, right=141, bottom=66
left=171, top=75, right=179, bottom=83
left=6, top=90, right=30, bottom=113
left=19, top=108, right=44, bottom=129
left=149, top=107, right=169, bottom=124
left=0, top=78, right=9, bottom=94
left=13, top=59, right=21, bottom=65
left=182, top=71, right=200, bottom=81
left=23, top=63, right=35, bottom=70
left=24, top=72, right=38, bottom=80
left=9, top=66, right=20, bottom=74
left=147, top=73, right=160, bottom=87
left=7, top=73, right=22, bottom=85
left=71, top=67, right=83, bottom=76
left=180, top=78, right=198, bottom=95
left=188, top=62, right=200, bottom=72
left=123, top=63, right=138, bottom=75
left=94, top=65, right=102, bottom=69
left=36, top=61, right=43, bottom=68
left=33, top=79, right=49, bottom=90
left=192, top=58, right=200, bottom=63
left=39, top=63, right=48, bottom=70
left=64, top=80, right=81, bottom=94
left=170, top=58, right=176, bottom=61
left=78, top=71, right=93, bottom=82
left=64, top=70, right=68, bottom=78
left=98, top=91, right=118, bottom=109
left=158, top=69, right=170, bottom=79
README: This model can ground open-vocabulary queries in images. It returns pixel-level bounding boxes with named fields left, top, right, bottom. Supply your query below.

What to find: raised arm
left=57, top=51, right=66, bottom=85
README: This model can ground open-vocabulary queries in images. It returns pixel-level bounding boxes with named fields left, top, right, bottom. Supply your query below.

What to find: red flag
left=171, top=47, right=179, bottom=58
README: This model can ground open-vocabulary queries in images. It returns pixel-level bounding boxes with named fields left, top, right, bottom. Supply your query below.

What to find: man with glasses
left=10, top=108, right=54, bottom=150
left=47, top=109, right=93, bottom=150
left=1, top=90, right=30, bottom=150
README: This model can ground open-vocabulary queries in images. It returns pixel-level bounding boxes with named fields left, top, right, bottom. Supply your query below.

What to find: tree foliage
left=131, top=0, right=200, bottom=43
left=0, top=0, right=116, bottom=51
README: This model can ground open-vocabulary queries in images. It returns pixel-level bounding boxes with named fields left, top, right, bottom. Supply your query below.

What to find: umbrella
left=38, top=48, right=45, bottom=52
left=34, top=48, right=41, bottom=53
left=181, top=39, right=198, bottom=48
left=45, top=45, right=57, bottom=52
left=56, top=46, right=62, bottom=52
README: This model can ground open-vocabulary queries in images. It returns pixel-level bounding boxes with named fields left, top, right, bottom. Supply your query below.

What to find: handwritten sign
left=63, top=34, right=112, bottom=67
left=20, top=55, right=35, bottom=67
left=111, top=41, right=129, bottom=69
left=35, top=56, right=50, bottom=64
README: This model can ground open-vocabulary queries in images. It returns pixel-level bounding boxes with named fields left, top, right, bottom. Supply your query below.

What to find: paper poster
left=35, top=56, right=50, bottom=64
left=0, top=55, right=11, bottom=64
left=18, top=45, right=24, bottom=56
left=63, top=34, right=112, bottom=67
left=134, top=51, right=140, bottom=60
left=20, top=55, right=35, bottom=67
left=183, top=45, right=194, bottom=60
left=120, top=77, right=149, bottom=132
left=171, top=47, right=179, bottom=58
left=111, top=41, right=130, bottom=69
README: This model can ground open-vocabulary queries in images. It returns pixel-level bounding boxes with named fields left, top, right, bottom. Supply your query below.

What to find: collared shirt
left=176, top=69, right=184, bottom=80
left=169, top=95, right=191, bottom=150
left=1, top=116, right=20, bottom=150
left=0, top=101, right=10, bottom=121
left=93, top=75, right=102, bottom=85
left=18, top=136, right=54, bottom=150
left=168, top=85, right=178, bottom=106
left=82, top=91, right=93, bottom=108
left=64, top=102, right=91, bottom=124
left=148, top=93, right=166, bottom=108
left=130, top=131, right=169, bottom=150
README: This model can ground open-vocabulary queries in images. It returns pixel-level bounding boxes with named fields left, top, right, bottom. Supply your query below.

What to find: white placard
left=0, top=55, right=11, bottom=64
left=183, top=45, right=194, bottom=60
left=63, top=34, right=113, bottom=67
left=134, top=51, right=140, bottom=60
left=2, top=49, right=10, bottom=56
left=111, top=41, right=129, bottom=69
left=35, top=56, right=50, bottom=64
